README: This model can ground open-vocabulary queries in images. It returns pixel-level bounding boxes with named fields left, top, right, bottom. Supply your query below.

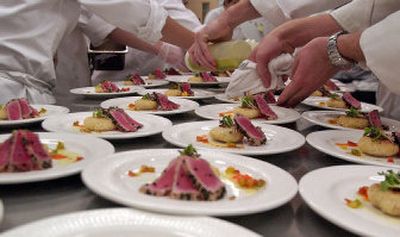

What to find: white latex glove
left=155, top=42, right=185, bottom=67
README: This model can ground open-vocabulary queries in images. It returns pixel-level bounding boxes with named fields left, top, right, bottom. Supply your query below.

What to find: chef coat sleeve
left=249, top=0, right=350, bottom=26
left=79, top=0, right=168, bottom=43
left=78, top=8, right=116, bottom=47
left=359, top=11, right=400, bottom=95
left=330, top=0, right=400, bottom=32
left=161, top=1, right=202, bottom=30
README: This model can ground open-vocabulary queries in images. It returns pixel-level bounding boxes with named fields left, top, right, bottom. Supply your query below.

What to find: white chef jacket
left=0, top=0, right=168, bottom=104
left=92, top=0, right=202, bottom=84
left=249, top=0, right=351, bottom=26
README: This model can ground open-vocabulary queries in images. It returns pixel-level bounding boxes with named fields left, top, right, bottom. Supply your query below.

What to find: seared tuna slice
left=183, top=156, right=225, bottom=201
left=8, top=130, right=34, bottom=172
left=253, top=94, right=278, bottom=120
left=23, top=131, right=52, bottom=169
left=318, top=86, right=332, bottom=97
left=153, top=93, right=180, bottom=111
left=100, top=81, right=119, bottom=92
left=234, top=115, right=266, bottom=146
left=19, top=98, right=38, bottom=119
left=264, top=91, right=276, bottom=104
left=200, top=72, right=217, bottom=82
left=107, top=108, right=142, bottom=132
left=6, top=99, right=22, bottom=120
left=368, top=110, right=383, bottom=129
left=140, top=158, right=180, bottom=196
left=324, top=80, right=340, bottom=91
left=181, top=83, right=194, bottom=96
left=127, top=73, right=145, bottom=85
left=164, top=68, right=182, bottom=75
left=153, top=68, right=166, bottom=79
left=0, top=139, right=12, bottom=171
left=342, top=92, right=361, bottom=109
left=171, top=158, right=202, bottom=200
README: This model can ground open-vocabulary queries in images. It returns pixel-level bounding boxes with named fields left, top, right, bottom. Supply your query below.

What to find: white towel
left=225, top=53, right=294, bottom=98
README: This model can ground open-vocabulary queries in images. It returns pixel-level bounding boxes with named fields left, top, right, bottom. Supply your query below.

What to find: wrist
left=327, top=32, right=355, bottom=69
left=337, top=32, right=365, bottom=63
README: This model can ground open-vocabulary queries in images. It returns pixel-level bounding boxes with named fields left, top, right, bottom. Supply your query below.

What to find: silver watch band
left=327, top=31, right=354, bottom=68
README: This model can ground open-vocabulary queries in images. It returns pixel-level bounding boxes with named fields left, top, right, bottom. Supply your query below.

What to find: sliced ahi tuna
left=253, top=94, right=278, bottom=120
left=171, top=158, right=202, bottom=200
left=264, top=91, right=276, bottom=104
left=153, top=93, right=180, bottom=111
left=153, top=68, right=166, bottom=79
left=128, top=73, right=145, bottom=85
left=342, top=92, right=361, bottom=109
left=8, top=130, right=34, bottom=172
left=0, top=139, right=12, bottom=171
left=183, top=156, right=225, bottom=201
left=234, top=115, right=266, bottom=146
left=181, top=83, right=194, bottom=96
left=367, top=110, right=383, bottom=129
left=324, top=80, right=340, bottom=91
left=23, top=131, right=52, bottom=169
left=200, top=72, right=217, bottom=82
left=319, top=86, right=332, bottom=97
left=6, top=99, right=22, bottom=120
left=107, top=108, right=142, bottom=132
left=139, top=158, right=180, bottom=196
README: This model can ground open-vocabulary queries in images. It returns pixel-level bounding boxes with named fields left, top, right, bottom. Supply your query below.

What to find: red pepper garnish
left=347, top=141, right=358, bottom=147
left=387, top=157, right=394, bottom=163
left=357, top=186, right=369, bottom=200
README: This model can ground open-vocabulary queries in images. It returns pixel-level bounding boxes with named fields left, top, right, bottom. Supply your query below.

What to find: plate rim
left=137, top=88, right=217, bottom=99
left=166, top=75, right=230, bottom=85
left=301, top=97, right=384, bottom=112
left=70, top=85, right=143, bottom=97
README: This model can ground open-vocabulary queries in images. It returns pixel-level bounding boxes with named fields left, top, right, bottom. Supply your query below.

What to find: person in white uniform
left=92, top=0, right=202, bottom=83
left=0, top=0, right=194, bottom=104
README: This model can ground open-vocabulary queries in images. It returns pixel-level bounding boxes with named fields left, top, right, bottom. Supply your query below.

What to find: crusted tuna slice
left=234, top=115, right=266, bottom=146
left=152, top=68, right=166, bottom=79
left=342, top=92, right=361, bottom=109
left=0, top=138, right=12, bottom=171
left=6, top=99, right=22, bottom=120
left=392, top=130, right=400, bottom=146
left=106, top=108, right=142, bottom=132
left=8, top=130, right=34, bottom=172
left=23, top=131, right=52, bottom=169
left=18, top=98, right=38, bottom=119
left=181, top=83, right=194, bottom=96
left=324, top=80, right=340, bottom=91
left=153, top=93, right=180, bottom=111
left=171, top=158, right=203, bottom=201
left=200, top=72, right=217, bottom=82
left=140, top=158, right=180, bottom=196
left=183, top=156, right=225, bottom=201
left=128, top=73, right=145, bottom=85
left=264, top=91, right=276, bottom=104
left=253, top=94, right=278, bottom=120
left=367, top=110, right=383, bottom=129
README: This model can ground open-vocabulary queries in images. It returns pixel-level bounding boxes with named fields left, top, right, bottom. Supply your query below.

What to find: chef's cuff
left=136, top=0, right=168, bottom=43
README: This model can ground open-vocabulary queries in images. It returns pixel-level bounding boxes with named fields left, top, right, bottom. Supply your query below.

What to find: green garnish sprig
left=219, top=115, right=234, bottom=127
left=329, top=93, right=340, bottom=100
left=363, top=126, right=387, bottom=141
left=346, top=107, right=362, bottom=118
left=179, top=144, right=199, bottom=157
left=240, top=96, right=256, bottom=108
left=142, top=93, right=155, bottom=101
left=378, top=170, right=400, bottom=191
left=93, top=108, right=106, bottom=118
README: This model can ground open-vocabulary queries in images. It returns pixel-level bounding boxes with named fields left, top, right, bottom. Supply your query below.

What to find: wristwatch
left=327, top=31, right=355, bottom=68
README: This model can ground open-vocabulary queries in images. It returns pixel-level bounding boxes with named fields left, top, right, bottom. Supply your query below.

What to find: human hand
left=156, top=42, right=185, bottom=66
left=277, top=37, right=340, bottom=107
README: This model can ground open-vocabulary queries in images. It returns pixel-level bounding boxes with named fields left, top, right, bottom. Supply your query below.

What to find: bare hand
left=277, top=37, right=340, bottom=107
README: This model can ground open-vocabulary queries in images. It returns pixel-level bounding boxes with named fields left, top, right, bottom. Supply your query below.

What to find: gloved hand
left=155, top=41, right=185, bottom=67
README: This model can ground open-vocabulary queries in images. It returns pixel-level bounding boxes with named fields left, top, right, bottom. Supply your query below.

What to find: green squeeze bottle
left=185, top=40, right=254, bottom=72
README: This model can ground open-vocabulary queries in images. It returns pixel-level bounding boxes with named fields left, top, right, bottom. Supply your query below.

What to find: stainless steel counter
left=0, top=94, right=357, bottom=236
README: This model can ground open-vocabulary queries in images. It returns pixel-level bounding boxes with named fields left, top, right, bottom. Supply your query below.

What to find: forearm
left=337, top=32, right=365, bottom=63
left=225, top=0, right=261, bottom=29
left=161, top=17, right=194, bottom=50
left=108, top=28, right=159, bottom=55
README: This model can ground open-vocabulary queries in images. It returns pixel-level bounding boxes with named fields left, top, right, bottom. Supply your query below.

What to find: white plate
left=195, top=104, right=301, bottom=124
left=116, top=79, right=169, bottom=88
left=0, top=105, right=69, bottom=127
left=1, top=208, right=260, bottom=237
left=162, top=121, right=305, bottom=155
left=138, top=88, right=216, bottom=100
left=302, top=110, right=400, bottom=131
left=215, top=94, right=279, bottom=104
left=82, top=149, right=298, bottom=216
left=299, top=165, right=400, bottom=237
left=301, top=96, right=383, bottom=112
left=70, top=85, right=142, bottom=97
left=100, top=96, right=199, bottom=115
left=0, top=132, right=114, bottom=184
left=166, top=75, right=231, bottom=86
left=306, top=130, right=400, bottom=168
left=42, top=112, right=172, bottom=140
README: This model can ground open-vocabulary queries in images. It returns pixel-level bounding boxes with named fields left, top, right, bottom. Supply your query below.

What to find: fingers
left=187, top=31, right=216, bottom=70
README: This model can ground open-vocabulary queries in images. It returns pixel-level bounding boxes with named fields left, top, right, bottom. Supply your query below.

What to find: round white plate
left=138, top=88, right=216, bottom=100
left=306, top=130, right=400, bottom=168
left=0, top=132, right=114, bottom=184
left=162, top=121, right=305, bottom=155
left=0, top=105, right=69, bottom=127
left=215, top=94, right=279, bottom=104
left=82, top=149, right=298, bottom=216
left=166, top=75, right=231, bottom=86
left=302, top=110, right=400, bottom=131
left=42, top=112, right=172, bottom=140
left=100, top=96, right=199, bottom=115
left=116, top=79, right=169, bottom=88
left=299, top=165, right=400, bottom=237
left=1, top=208, right=260, bottom=237
left=70, top=85, right=142, bottom=97
left=195, top=104, right=301, bottom=124
left=301, top=96, right=383, bottom=112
